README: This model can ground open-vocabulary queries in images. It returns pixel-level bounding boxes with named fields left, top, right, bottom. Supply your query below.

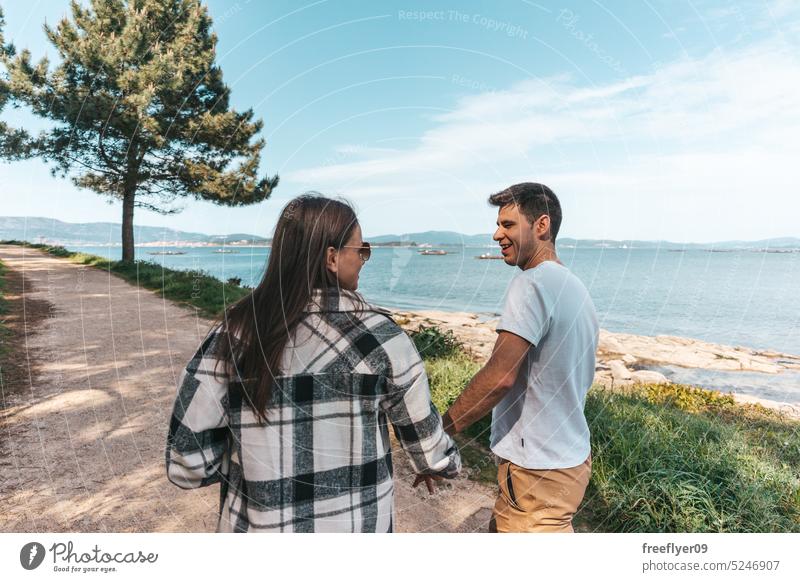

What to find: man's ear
left=326, top=246, right=339, bottom=274
left=536, top=215, right=551, bottom=240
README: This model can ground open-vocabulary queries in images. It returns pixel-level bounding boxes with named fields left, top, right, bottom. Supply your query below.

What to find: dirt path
left=0, top=245, right=494, bottom=533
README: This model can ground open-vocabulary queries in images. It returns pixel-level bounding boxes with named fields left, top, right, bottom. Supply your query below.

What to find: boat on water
left=419, top=249, right=447, bottom=255
left=475, top=253, right=503, bottom=259
left=147, top=250, right=187, bottom=255
left=213, top=249, right=240, bottom=254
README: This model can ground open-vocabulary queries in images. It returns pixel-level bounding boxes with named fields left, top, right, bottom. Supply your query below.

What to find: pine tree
left=4, top=0, right=278, bottom=261
left=0, top=7, right=29, bottom=159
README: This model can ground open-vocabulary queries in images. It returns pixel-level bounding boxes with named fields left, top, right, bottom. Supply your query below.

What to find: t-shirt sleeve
left=496, top=273, right=551, bottom=347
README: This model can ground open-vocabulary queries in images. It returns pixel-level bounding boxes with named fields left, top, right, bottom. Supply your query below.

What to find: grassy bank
left=585, top=384, right=800, bottom=532
left=0, top=241, right=249, bottom=318
left=425, top=341, right=800, bottom=532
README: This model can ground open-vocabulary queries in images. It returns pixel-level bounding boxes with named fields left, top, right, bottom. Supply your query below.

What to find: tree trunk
left=121, top=186, right=136, bottom=262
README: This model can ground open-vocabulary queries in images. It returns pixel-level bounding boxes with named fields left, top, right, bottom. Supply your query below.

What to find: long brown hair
left=215, top=193, right=360, bottom=423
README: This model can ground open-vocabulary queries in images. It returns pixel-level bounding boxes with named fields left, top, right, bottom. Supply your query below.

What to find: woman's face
left=327, top=224, right=365, bottom=291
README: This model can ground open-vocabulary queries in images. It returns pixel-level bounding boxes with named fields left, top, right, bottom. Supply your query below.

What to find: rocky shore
left=388, top=308, right=800, bottom=419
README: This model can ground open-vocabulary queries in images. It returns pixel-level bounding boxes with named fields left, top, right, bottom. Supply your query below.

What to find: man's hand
left=412, top=474, right=444, bottom=494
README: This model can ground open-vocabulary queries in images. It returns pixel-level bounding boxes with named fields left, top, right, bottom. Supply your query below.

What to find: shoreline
left=387, top=307, right=800, bottom=419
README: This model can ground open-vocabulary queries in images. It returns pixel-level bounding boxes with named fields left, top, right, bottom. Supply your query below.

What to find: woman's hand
left=412, top=474, right=444, bottom=494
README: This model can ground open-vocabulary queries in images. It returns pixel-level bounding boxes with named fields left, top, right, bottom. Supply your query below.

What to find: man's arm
left=442, top=331, right=531, bottom=435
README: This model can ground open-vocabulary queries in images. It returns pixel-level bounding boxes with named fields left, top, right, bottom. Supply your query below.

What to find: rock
left=390, top=310, right=799, bottom=376
left=608, top=359, right=632, bottom=381
left=656, top=335, right=694, bottom=346
left=593, top=371, right=611, bottom=385
left=741, top=359, right=780, bottom=374
left=732, top=394, right=800, bottom=419
left=599, top=334, right=626, bottom=354
left=630, top=370, right=669, bottom=384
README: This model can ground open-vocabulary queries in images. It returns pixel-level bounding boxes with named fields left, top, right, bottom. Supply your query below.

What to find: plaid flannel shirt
left=166, top=289, right=461, bottom=532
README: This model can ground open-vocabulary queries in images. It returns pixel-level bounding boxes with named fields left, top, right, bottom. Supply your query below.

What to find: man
left=442, top=182, right=599, bottom=532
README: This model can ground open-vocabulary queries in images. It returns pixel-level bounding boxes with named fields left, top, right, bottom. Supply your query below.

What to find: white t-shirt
left=491, top=261, right=599, bottom=470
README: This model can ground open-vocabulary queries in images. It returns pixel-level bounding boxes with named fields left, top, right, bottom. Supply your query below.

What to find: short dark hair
left=488, top=182, right=562, bottom=242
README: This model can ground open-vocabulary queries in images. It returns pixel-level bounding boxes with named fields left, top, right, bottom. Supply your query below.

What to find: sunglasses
left=341, top=241, right=372, bottom=262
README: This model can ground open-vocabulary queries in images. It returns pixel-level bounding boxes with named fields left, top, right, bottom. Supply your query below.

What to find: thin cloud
left=284, top=30, right=799, bottom=241
left=289, top=36, right=798, bottom=186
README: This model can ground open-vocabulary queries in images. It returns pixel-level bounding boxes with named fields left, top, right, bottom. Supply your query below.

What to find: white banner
left=2, top=533, right=799, bottom=581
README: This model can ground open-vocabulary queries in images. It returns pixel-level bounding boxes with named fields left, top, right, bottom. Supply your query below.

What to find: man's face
left=493, top=203, right=538, bottom=268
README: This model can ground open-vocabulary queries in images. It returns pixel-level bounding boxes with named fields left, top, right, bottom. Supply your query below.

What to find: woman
left=166, top=194, right=461, bottom=532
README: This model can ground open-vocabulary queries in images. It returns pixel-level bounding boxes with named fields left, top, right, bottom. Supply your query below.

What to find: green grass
left=585, top=384, right=800, bottom=532
left=410, top=324, right=464, bottom=360
left=424, top=344, right=800, bottom=532
left=0, top=240, right=250, bottom=318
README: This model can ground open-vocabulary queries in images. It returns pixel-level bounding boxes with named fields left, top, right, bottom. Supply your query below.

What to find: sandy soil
left=0, top=245, right=494, bottom=533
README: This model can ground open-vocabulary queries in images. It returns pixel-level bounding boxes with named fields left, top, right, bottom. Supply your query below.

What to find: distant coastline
left=51, top=242, right=800, bottom=254
left=2, top=216, right=800, bottom=251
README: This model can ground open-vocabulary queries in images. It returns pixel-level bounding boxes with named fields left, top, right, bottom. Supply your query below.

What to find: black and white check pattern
left=166, top=289, right=461, bottom=532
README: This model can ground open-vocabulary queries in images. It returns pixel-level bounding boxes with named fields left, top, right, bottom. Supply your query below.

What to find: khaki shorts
left=490, top=454, right=592, bottom=533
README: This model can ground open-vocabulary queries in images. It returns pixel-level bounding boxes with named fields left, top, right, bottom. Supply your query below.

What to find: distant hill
left=0, top=217, right=269, bottom=245
left=556, top=237, right=800, bottom=250
left=371, top=231, right=800, bottom=250
left=370, top=231, right=494, bottom=246
left=710, top=237, right=800, bottom=249
left=1, top=217, right=798, bottom=250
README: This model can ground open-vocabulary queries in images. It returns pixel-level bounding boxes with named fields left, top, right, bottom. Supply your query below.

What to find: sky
left=1, top=0, right=799, bottom=242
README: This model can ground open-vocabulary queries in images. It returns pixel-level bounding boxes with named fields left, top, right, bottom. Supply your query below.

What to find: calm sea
left=67, top=244, right=800, bottom=401
left=70, top=244, right=800, bottom=356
